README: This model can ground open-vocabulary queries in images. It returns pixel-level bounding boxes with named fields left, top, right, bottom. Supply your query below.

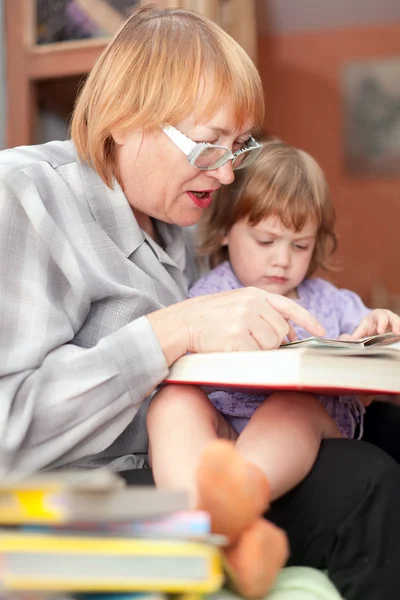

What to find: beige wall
left=257, top=0, right=400, bottom=34
left=258, top=23, right=400, bottom=305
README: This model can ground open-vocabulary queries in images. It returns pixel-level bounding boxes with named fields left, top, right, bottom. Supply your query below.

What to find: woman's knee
left=312, top=438, right=400, bottom=513
left=268, top=439, right=400, bottom=567
left=348, top=439, right=400, bottom=489
left=321, top=438, right=399, bottom=479
left=271, top=438, right=400, bottom=523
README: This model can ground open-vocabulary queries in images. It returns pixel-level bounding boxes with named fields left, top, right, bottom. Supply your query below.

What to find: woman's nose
left=208, top=160, right=235, bottom=185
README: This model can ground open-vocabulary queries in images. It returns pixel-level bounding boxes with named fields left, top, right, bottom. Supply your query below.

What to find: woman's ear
left=111, top=128, right=145, bottom=148
left=110, top=129, right=126, bottom=146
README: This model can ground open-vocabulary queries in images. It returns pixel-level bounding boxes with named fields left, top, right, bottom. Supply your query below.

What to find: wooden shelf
left=4, top=0, right=257, bottom=149
left=4, top=0, right=119, bottom=148
left=27, top=38, right=110, bottom=79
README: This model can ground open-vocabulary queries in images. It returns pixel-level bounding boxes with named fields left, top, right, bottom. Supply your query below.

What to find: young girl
left=146, top=138, right=400, bottom=598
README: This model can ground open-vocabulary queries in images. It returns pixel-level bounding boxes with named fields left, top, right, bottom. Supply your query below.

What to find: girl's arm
left=334, top=287, right=371, bottom=335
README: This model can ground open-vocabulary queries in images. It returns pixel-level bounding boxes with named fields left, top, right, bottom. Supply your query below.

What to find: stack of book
left=0, top=469, right=225, bottom=600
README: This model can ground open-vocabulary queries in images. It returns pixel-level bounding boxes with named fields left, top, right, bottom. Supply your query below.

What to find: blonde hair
left=71, top=4, right=264, bottom=187
left=198, top=137, right=337, bottom=277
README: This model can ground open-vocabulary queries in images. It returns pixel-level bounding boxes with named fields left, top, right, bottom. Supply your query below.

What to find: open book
left=281, top=332, right=400, bottom=350
left=163, top=333, right=400, bottom=395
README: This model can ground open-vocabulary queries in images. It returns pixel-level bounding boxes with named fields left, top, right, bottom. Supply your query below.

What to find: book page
left=281, top=332, right=400, bottom=350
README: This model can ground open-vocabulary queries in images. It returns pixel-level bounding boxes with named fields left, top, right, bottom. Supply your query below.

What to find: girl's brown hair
left=197, top=137, right=338, bottom=277
left=71, top=4, right=264, bottom=187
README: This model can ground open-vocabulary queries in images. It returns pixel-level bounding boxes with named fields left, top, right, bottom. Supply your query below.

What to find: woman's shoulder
left=189, top=261, right=241, bottom=297
left=0, top=140, right=86, bottom=206
left=0, top=140, right=77, bottom=178
left=0, top=140, right=112, bottom=222
left=0, top=140, right=118, bottom=254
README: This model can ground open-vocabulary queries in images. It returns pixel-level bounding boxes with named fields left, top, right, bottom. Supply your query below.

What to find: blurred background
left=1, top=0, right=400, bottom=310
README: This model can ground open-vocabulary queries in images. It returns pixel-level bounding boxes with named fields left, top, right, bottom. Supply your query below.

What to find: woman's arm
left=0, top=181, right=169, bottom=479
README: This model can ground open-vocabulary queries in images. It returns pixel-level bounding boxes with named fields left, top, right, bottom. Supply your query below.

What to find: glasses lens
left=193, top=146, right=231, bottom=170
left=232, top=145, right=261, bottom=170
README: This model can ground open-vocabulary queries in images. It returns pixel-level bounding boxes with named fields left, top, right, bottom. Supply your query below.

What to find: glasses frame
left=162, top=124, right=262, bottom=171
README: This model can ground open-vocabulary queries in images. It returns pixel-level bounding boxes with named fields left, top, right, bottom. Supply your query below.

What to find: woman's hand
left=347, top=309, right=400, bottom=340
left=147, top=287, right=326, bottom=365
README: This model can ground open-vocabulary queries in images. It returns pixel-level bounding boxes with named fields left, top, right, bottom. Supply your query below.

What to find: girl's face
left=223, top=215, right=318, bottom=298
left=112, top=106, right=253, bottom=233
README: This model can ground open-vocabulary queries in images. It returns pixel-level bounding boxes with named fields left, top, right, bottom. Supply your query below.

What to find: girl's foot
left=196, top=439, right=270, bottom=543
left=224, top=518, right=289, bottom=598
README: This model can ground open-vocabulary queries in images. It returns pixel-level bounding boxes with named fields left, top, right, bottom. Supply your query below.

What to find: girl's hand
left=348, top=309, right=400, bottom=340
left=147, top=287, right=326, bottom=366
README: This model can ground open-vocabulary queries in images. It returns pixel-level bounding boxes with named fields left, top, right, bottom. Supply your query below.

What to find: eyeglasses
left=162, top=124, right=262, bottom=171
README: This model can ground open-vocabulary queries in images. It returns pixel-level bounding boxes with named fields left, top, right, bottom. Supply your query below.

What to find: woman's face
left=112, top=106, right=254, bottom=229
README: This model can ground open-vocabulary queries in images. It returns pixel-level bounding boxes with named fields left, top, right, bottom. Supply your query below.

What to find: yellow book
left=0, top=472, right=188, bottom=524
left=0, top=531, right=224, bottom=594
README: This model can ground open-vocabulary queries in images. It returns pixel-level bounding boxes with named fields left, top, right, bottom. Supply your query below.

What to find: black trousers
left=121, top=403, right=400, bottom=600
left=362, top=399, right=400, bottom=465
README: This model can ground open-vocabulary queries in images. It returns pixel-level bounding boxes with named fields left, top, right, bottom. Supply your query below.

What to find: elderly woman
left=1, top=5, right=400, bottom=600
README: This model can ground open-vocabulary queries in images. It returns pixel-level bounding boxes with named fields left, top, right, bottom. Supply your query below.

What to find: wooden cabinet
left=4, top=0, right=257, bottom=149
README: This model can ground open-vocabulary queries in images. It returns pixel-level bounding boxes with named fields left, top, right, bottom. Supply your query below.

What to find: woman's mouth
left=187, top=190, right=213, bottom=208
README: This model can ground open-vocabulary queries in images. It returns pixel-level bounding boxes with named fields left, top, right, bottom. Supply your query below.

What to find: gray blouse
left=0, top=140, right=199, bottom=478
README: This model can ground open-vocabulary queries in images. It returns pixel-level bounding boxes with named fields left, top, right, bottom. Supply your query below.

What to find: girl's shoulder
left=299, top=277, right=339, bottom=300
left=300, top=277, right=368, bottom=312
left=189, top=261, right=241, bottom=297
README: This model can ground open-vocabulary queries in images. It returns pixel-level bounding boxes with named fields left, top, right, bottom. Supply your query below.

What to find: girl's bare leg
left=147, top=384, right=288, bottom=598
left=147, top=385, right=270, bottom=532
left=147, top=384, right=236, bottom=504
left=236, top=392, right=341, bottom=501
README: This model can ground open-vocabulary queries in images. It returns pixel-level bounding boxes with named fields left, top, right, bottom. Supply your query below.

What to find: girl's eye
left=294, top=244, right=308, bottom=251
left=257, top=240, right=273, bottom=246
